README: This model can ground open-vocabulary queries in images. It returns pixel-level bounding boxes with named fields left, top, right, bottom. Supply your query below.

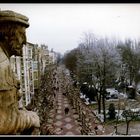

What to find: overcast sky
left=1, top=4, right=140, bottom=54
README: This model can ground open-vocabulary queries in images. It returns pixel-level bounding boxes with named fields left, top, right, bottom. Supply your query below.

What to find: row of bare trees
left=62, top=32, right=140, bottom=122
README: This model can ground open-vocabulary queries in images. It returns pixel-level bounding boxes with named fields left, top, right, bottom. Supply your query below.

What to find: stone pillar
left=0, top=10, right=40, bottom=134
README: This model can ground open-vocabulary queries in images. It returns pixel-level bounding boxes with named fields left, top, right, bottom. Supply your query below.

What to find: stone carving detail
left=0, top=10, right=40, bottom=134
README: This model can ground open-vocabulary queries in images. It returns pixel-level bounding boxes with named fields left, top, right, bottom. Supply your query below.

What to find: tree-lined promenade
left=30, top=64, right=108, bottom=135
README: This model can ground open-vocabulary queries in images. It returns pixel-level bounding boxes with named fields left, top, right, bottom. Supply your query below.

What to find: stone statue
left=0, top=10, right=40, bottom=135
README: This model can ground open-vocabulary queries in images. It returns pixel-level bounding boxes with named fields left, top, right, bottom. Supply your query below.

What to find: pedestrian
left=64, top=107, right=69, bottom=115
left=94, top=126, right=98, bottom=135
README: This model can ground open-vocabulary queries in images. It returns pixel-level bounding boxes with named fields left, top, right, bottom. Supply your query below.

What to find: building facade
left=10, top=43, right=35, bottom=106
left=10, top=42, right=57, bottom=107
left=49, top=49, right=57, bottom=64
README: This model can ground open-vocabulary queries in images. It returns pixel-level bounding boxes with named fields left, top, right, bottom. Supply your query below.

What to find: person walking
left=64, top=107, right=69, bottom=115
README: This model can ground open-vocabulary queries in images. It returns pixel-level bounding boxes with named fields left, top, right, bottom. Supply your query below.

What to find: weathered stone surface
left=0, top=10, right=29, bottom=27
left=0, top=10, right=40, bottom=135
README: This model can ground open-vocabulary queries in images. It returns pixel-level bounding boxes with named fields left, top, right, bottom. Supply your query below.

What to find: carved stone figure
left=0, top=10, right=40, bottom=134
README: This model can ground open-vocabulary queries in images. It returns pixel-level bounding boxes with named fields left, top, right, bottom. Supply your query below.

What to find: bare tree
left=122, top=109, right=139, bottom=135
left=116, top=39, right=140, bottom=86
left=77, top=33, right=121, bottom=122
left=63, top=32, right=121, bottom=122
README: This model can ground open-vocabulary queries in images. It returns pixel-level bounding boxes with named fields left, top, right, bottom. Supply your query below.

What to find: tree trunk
left=130, top=75, right=132, bottom=85
left=102, top=56, right=106, bottom=122
left=129, top=68, right=134, bottom=85
left=98, top=99, right=101, bottom=114
left=97, top=93, right=101, bottom=114
left=126, top=120, right=130, bottom=135
left=102, top=90, right=106, bottom=122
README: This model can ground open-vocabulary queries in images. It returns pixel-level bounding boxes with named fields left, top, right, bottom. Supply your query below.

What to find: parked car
left=106, top=88, right=119, bottom=100
left=111, top=94, right=118, bottom=99
left=106, top=88, right=119, bottom=95
left=106, top=95, right=111, bottom=100
left=137, top=88, right=140, bottom=94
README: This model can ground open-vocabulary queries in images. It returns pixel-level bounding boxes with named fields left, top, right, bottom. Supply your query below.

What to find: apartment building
left=38, top=44, right=50, bottom=74
left=10, top=43, right=34, bottom=106
left=32, top=44, right=40, bottom=91
left=49, top=49, right=57, bottom=64
left=10, top=56, right=23, bottom=108
left=10, top=42, right=57, bottom=107
left=22, top=42, right=34, bottom=106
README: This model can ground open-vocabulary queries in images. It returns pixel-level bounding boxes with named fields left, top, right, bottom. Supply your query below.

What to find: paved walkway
left=53, top=88, right=81, bottom=135
left=45, top=66, right=81, bottom=135
left=45, top=66, right=107, bottom=135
